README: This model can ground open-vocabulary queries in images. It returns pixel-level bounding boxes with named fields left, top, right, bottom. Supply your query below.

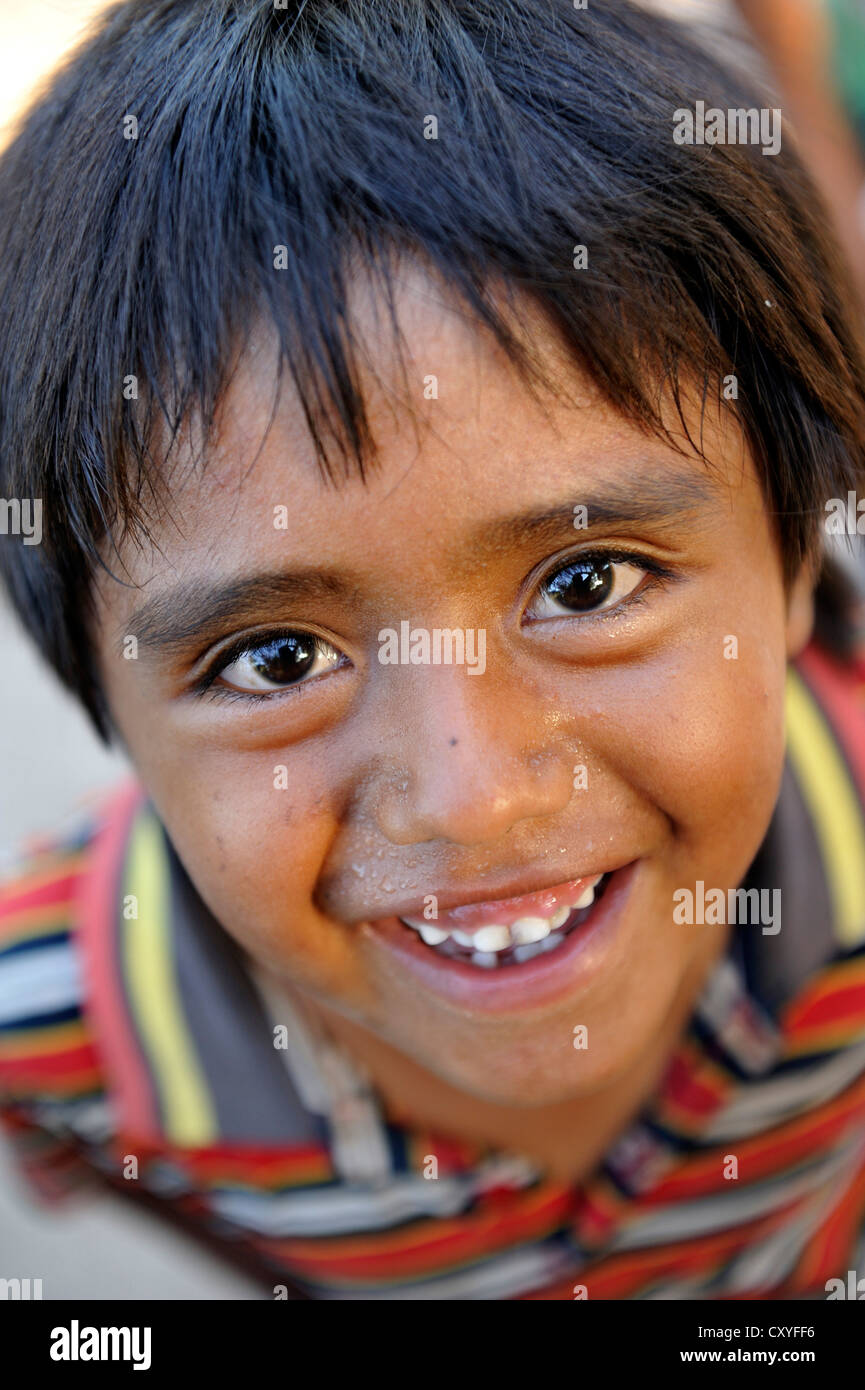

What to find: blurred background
left=1, top=0, right=864, bottom=1299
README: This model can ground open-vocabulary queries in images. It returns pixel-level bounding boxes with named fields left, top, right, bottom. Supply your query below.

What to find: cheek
left=599, top=625, right=788, bottom=876
left=133, top=752, right=363, bottom=993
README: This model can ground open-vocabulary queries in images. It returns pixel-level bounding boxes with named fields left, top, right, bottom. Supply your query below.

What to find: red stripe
left=658, top=1050, right=728, bottom=1119
left=647, top=1087, right=865, bottom=1205
left=0, top=1041, right=100, bottom=1083
left=257, top=1184, right=574, bottom=1279
left=577, top=1200, right=807, bottom=1299
left=784, top=969, right=865, bottom=1036
left=148, top=1141, right=334, bottom=1186
left=572, top=1177, right=629, bottom=1246
left=77, top=781, right=161, bottom=1140
left=0, top=870, right=83, bottom=925
left=787, top=1143, right=865, bottom=1290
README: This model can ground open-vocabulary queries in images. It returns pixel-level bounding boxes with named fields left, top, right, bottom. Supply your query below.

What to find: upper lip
left=359, top=863, right=626, bottom=927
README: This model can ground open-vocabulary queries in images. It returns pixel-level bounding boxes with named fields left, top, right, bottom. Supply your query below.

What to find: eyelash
left=192, top=634, right=345, bottom=705
left=192, top=547, right=677, bottom=704
left=523, top=548, right=677, bottom=625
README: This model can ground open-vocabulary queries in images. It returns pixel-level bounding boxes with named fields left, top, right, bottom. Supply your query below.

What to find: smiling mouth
left=396, top=873, right=611, bottom=969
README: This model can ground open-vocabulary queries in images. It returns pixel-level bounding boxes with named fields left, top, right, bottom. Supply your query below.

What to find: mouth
left=398, top=872, right=611, bottom=968
left=360, top=861, right=638, bottom=1014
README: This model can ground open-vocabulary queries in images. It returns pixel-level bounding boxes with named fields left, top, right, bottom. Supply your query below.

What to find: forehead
left=99, top=259, right=749, bottom=605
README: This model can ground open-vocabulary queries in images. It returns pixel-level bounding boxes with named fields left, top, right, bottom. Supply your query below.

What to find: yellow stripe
left=121, top=809, right=217, bottom=1145
left=0, top=904, right=77, bottom=948
left=785, top=669, right=865, bottom=947
left=785, top=1024, right=865, bottom=1057
left=0, top=1019, right=86, bottom=1060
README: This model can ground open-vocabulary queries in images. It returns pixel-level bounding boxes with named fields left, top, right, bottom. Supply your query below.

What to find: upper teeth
left=419, top=924, right=450, bottom=945
left=401, top=877, right=603, bottom=953
left=469, top=924, right=511, bottom=952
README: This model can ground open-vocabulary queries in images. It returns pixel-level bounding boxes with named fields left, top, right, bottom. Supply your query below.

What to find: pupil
left=547, top=558, right=613, bottom=610
left=250, top=634, right=315, bottom=684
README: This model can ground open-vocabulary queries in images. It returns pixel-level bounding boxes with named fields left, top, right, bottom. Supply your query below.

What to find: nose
left=369, top=666, right=574, bottom=847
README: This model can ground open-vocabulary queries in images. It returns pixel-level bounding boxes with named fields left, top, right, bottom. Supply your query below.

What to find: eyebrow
left=127, top=469, right=717, bottom=655
left=128, top=570, right=364, bottom=656
left=457, top=469, right=717, bottom=565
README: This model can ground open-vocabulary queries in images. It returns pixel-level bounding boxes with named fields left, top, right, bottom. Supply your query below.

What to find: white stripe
left=0, top=943, right=82, bottom=1024
left=703, top=1040, right=865, bottom=1141
left=246, top=962, right=395, bottom=1184
left=31, top=1097, right=113, bottom=1143
left=716, top=1200, right=830, bottom=1294
left=694, top=958, right=779, bottom=1074
left=641, top=1279, right=708, bottom=1300
left=211, top=1172, right=480, bottom=1235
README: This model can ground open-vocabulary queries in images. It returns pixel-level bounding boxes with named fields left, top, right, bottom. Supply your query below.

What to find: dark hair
left=1, top=0, right=864, bottom=739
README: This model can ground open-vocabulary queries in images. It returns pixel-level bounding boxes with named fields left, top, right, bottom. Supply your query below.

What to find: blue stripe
left=0, top=1004, right=81, bottom=1033
left=0, top=930, right=71, bottom=960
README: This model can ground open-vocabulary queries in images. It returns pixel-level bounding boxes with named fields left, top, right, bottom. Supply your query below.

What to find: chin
left=423, top=1041, right=638, bottom=1109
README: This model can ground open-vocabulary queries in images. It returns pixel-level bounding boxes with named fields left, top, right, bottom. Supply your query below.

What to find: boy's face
left=93, top=263, right=810, bottom=1108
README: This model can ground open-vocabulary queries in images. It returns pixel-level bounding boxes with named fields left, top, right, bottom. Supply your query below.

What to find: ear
left=785, top=558, right=817, bottom=658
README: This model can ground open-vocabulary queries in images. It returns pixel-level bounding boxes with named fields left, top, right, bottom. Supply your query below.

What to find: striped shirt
left=1, top=639, right=865, bottom=1299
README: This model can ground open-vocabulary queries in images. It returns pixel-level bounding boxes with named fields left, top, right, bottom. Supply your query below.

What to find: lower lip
left=360, top=860, right=639, bottom=1015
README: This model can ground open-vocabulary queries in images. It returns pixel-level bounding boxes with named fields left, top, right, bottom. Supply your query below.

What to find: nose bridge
left=368, top=658, right=574, bottom=846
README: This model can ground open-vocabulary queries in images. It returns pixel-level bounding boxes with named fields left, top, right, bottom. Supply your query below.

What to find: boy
left=1, top=0, right=865, bottom=1300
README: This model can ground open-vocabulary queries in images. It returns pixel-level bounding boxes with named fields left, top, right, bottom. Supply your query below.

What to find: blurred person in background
left=735, top=0, right=865, bottom=308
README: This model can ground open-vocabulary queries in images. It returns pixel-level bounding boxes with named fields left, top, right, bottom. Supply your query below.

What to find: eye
left=212, top=631, right=345, bottom=694
left=526, top=553, right=649, bottom=621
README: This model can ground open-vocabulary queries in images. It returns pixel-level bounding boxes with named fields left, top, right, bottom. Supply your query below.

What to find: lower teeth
left=510, top=934, right=567, bottom=964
